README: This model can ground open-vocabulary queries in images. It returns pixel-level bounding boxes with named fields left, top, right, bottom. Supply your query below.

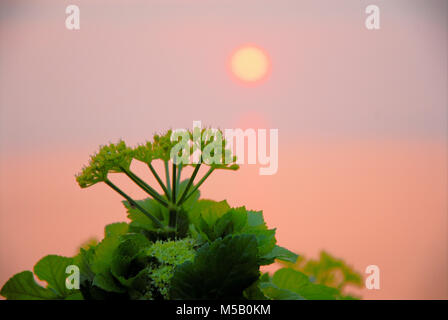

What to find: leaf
left=283, top=250, right=363, bottom=299
left=262, top=245, right=299, bottom=264
left=170, top=234, right=260, bottom=299
left=188, top=204, right=277, bottom=265
left=105, top=222, right=129, bottom=237
left=124, top=198, right=169, bottom=230
left=259, top=282, right=304, bottom=300
left=272, top=268, right=339, bottom=300
left=34, top=255, right=76, bottom=297
left=248, top=229, right=276, bottom=263
left=188, top=200, right=230, bottom=228
left=240, top=210, right=277, bottom=263
left=73, top=246, right=96, bottom=283
left=91, top=235, right=122, bottom=275
left=0, top=271, right=58, bottom=300
left=246, top=210, right=267, bottom=228
left=64, top=292, right=84, bottom=300
left=110, top=234, right=152, bottom=286
left=213, top=207, right=248, bottom=238
left=92, top=271, right=126, bottom=293
left=302, top=251, right=363, bottom=288
left=243, top=280, right=268, bottom=300
left=295, top=283, right=340, bottom=300
left=272, top=268, right=309, bottom=290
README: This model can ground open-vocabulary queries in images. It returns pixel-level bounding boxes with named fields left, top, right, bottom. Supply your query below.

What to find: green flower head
left=97, top=140, right=134, bottom=173
left=75, top=140, right=133, bottom=188
left=75, top=159, right=108, bottom=188
left=190, top=128, right=239, bottom=171
left=133, top=141, right=154, bottom=164
left=151, top=130, right=176, bottom=161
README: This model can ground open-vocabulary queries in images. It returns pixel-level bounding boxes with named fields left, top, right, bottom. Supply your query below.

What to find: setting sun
left=230, top=45, right=270, bottom=83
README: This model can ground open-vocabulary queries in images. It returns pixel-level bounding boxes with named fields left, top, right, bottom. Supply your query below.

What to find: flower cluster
left=75, top=130, right=239, bottom=231
left=75, top=140, right=133, bottom=188
left=152, top=130, right=177, bottom=162
left=133, top=141, right=154, bottom=164
left=76, top=130, right=238, bottom=189
left=187, top=127, right=239, bottom=170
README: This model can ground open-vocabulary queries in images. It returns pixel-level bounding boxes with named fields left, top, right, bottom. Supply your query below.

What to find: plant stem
left=164, top=160, right=171, bottom=196
left=176, top=163, right=183, bottom=191
left=169, top=209, right=177, bottom=229
left=177, top=163, right=201, bottom=205
left=172, top=163, right=177, bottom=204
left=169, top=163, right=177, bottom=229
left=104, top=179, right=164, bottom=228
left=148, top=163, right=170, bottom=199
left=121, top=168, right=169, bottom=208
left=179, top=167, right=215, bottom=205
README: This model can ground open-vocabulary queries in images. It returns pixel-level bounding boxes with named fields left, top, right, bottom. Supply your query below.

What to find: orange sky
left=1, top=140, right=446, bottom=299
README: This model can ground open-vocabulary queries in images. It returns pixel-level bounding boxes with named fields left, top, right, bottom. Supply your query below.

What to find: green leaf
left=272, top=268, right=309, bottom=290
left=188, top=200, right=230, bottom=227
left=34, top=255, right=76, bottom=297
left=259, top=282, right=304, bottom=300
left=92, top=271, right=126, bottom=293
left=243, top=280, right=268, bottom=300
left=240, top=210, right=277, bottom=263
left=213, top=207, right=248, bottom=238
left=64, top=292, right=84, bottom=300
left=73, top=246, right=96, bottom=283
left=262, top=245, right=298, bottom=264
left=284, top=251, right=363, bottom=299
left=0, top=271, right=58, bottom=300
left=170, top=234, right=260, bottom=299
left=105, top=222, right=129, bottom=237
left=248, top=229, right=276, bottom=263
left=302, top=251, right=363, bottom=289
left=91, top=235, right=122, bottom=275
left=246, top=210, right=267, bottom=228
left=188, top=204, right=277, bottom=265
left=124, top=198, right=169, bottom=230
left=296, top=283, right=340, bottom=300
left=272, top=268, right=339, bottom=300
left=110, top=234, right=152, bottom=286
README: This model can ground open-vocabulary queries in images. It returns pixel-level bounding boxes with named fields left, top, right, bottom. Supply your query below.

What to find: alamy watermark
left=169, top=121, right=278, bottom=175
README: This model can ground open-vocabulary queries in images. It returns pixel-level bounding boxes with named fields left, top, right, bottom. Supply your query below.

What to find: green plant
left=1, top=130, right=361, bottom=300
left=280, top=251, right=363, bottom=299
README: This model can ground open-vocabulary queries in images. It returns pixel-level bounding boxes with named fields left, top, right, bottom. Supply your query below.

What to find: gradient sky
left=0, top=0, right=447, bottom=299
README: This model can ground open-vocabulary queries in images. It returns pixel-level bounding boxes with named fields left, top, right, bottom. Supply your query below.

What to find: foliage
left=1, top=131, right=361, bottom=300
left=279, top=251, right=364, bottom=299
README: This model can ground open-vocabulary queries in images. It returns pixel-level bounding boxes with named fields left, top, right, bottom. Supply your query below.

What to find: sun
left=230, top=45, right=270, bottom=83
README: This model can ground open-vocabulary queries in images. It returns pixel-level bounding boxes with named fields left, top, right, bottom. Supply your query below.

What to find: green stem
left=176, top=163, right=183, bottom=191
left=172, top=163, right=177, bottom=204
left=105, top=179, right=164, bottom=228
left=169, top=163, right=177, bottom=229
left=177, top=163, right=201, bottom=205
left=179, top=167, right=215, bottom=205
left=169, top=209, right=177, bottom=229
left=148, top=163, right=170, bottom=199
left=121, top=168, right=169, bottom=208
left=164, top=160, right=171, bottom=196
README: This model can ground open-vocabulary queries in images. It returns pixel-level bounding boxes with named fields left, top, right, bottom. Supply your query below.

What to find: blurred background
left=0, top=0, right=446, bottom=299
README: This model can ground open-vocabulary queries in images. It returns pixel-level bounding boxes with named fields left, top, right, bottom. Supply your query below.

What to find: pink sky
left=0, top=0, right=447, bottom=299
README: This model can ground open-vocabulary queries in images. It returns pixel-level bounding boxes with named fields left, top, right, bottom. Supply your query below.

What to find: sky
left=0, top=0, right=447, bottom=299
